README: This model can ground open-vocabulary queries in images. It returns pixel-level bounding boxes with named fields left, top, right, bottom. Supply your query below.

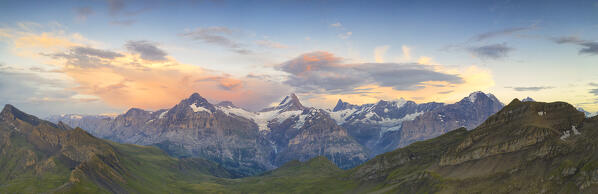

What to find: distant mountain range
left=4, top=97, right=598, bottom=193
left=48, top=91, right=505, bottom=176
left=330, top=91, right=504, bottom=155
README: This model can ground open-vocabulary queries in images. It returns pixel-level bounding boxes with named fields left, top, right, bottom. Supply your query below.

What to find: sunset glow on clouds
left=0, top=26, right=288, bottom=111
left=0, top=0, right=597, bottom=116
left=0, top=25, right=494, bottom=113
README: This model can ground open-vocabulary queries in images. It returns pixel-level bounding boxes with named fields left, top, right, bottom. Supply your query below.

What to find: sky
left=0, top=0, right=597, bottom=117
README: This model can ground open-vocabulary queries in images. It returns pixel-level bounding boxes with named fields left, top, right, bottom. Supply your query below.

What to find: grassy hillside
left=0, top=105, right=233, bottom=193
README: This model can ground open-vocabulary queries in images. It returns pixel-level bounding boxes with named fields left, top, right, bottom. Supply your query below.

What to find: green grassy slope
left=0, top=104, right=233, bottom=194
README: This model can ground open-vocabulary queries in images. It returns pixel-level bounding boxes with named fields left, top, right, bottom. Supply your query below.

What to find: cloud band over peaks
left=277, top=51, right=464, bottom=94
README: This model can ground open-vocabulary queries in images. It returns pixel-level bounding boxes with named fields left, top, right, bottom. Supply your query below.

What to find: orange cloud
left=1, top=26, right=287, bottom=110
left=53, top=52, right=286, bottom=110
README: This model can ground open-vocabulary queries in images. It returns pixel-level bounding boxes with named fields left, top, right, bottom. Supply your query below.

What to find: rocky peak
left=461, top=91, right=500, bottom=105
left=332, top=99, right=358, bottom=112
left=0, top=104, right=41, bottom=125
left=522, top=97, right=535, bottom=102
left=217, top=101, right=236, bottom=108
left=275, top=93, right=305, bottom=112
left=123, top=108, right=149, bottom=117
left=184, top=93, right=211, bottom=106
left=175, top=92, right=215, bottom=113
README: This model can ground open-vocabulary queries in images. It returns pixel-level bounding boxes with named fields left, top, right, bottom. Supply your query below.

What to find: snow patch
left=572, top=125, right=581, bottom=135
left=468, top=92, right=482, bottom=103
left=189, top=103, right=212, bottom=113
left=377, top=111, right=424, bottom=134
left=159, top=110, right=168, bottom=119
left=293, top=114, right=308, bottom=129
left=560, top=130, right=571, bottom=140
left=217, top=105, right=302, bottom=131
left=561, top=125, right=581, bottom=140
left=70, top=115, right=83, bottom=119
left=328, top=108, right=357, bottom=124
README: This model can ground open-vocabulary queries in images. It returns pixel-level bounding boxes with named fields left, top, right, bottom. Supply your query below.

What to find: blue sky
left=0, top=0, right=597, bottom=116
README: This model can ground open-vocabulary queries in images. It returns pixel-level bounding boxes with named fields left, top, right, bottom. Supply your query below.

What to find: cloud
left=591, top=83, right=598, bottom=96
left=552, top=36, right=598, bottom=55
left=468, top=43, right=513, bottom=59
left=46, top=46, right=124, bottom=68
left=506, top=86, right=554, bottom=91
left=472, top=26, right=534, bottom=41
left=277, top=51, right=464, bottom=94
left=0, top=63, right=118, bottom=117
left=45, top=43, right=284, bottom=111
left=124, top=40, right=167, bottom=61
left=552, top=36, right=585, bottom=44
left=438, top=90, right=454, bottom=94
left=180, top=26, right=251, bottom=54
left=111, top=19, right=136, bottom=26
left=580, top=42, right=598, bottom=55
left=374, top=45, right=390, bottom=62
left=256, top=39, right=288, bottom=49
left=402, top=45, right=411, bottom=60
left=107, top=0, right=125, bottom=15
left=75, top=7, right=94, bottom=21
left=331, top=22, right=342, bottom=28
left=338, top=31, right=352, bottom=39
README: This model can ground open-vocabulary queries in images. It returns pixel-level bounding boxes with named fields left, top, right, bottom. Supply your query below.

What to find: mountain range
left=4, top=97, right=598, bottom=193
left=48, top=91, right=504, bottom=176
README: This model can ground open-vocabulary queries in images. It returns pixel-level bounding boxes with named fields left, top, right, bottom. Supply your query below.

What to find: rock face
left=50, top=93, right=368, bottom=175
left=329, top=91, right=503, bottom=155
left=0, top=104, right=235, bottom=193
left=269, top=108, right=368, bottom=169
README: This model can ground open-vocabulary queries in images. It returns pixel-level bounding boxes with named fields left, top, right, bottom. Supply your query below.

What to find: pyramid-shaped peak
left=333, top=99, right=354, bottom=112
left=522, top=97, right=535, bottom=102
left=179, top=92, right=211, bottom=106
left=280, top=93, right=300, bottom=105
left=172, top=92, right=215, bottom=113
left=276, top=93, right=305, bottom=111
left=188, top=92, right=207, bottom=101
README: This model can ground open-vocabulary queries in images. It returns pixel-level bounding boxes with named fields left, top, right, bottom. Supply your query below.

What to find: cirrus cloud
left=468, top=43, right=513, bottom=59
left=552, top=36, right=598, bottom=55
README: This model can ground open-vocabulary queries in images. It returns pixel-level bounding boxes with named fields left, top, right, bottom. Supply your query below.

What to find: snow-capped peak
left=467, top=91, right=484, bottom=103
left=261, top=93, right=305, bottom=112
left=464, top=91, right=500, bottom=104
left=522, top=97, right=535, bottom=102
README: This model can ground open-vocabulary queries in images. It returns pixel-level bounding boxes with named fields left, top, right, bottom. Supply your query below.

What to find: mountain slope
left=0, top=104, right=233, bottom=193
